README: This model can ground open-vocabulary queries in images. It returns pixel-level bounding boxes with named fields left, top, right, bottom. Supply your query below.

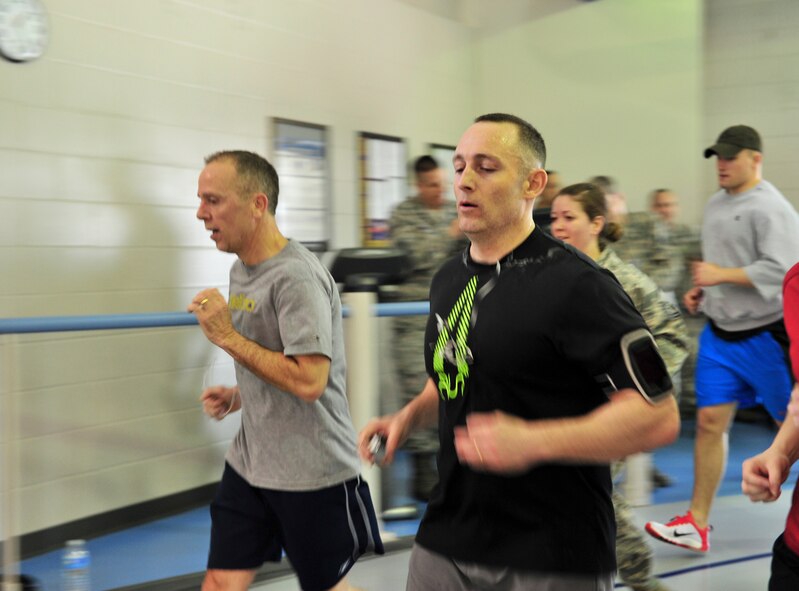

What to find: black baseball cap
left=704, top=125, right=762, bottom=158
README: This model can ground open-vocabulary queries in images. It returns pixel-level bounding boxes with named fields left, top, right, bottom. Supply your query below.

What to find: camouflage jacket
left=598, top=247, right=690, bottom=376
left=613, top=211, right=700, bottom=295
left=389, top=196, right=467, bottom=301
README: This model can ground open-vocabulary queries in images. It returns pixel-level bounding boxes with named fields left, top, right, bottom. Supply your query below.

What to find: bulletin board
left=430, top=143, right=457, bottom=203
left=358, top=132, right=406, bottom=246
left=272, top=118, right=330, bottom=252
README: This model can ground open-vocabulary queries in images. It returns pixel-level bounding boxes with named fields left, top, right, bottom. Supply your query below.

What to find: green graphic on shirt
left=433, top=275, right=477, bottom=400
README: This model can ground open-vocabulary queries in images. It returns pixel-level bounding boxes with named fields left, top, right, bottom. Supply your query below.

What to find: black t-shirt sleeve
left=551, top=265, right=648, bottom=383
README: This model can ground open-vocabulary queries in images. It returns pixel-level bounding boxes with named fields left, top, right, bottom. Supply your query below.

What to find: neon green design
left=433, top=275, right=477, bottom=400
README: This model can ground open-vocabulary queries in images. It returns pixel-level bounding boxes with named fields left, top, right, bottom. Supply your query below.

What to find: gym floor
left=18, top=417, right=798, bottom=591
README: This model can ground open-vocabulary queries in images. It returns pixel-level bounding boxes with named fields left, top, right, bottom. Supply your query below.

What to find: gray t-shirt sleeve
left=743, top=203, right=799, bottom=300
left=274, top=267, right=334, bottom=359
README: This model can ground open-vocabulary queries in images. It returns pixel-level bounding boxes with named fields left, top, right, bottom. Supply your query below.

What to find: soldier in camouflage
left=552, top=183, right=689, bottom=591
left=613, top=190, right=702, bottom=418
left=389, top=155, right=467, bottom=501
left=614, top=189, right=700, bottom=303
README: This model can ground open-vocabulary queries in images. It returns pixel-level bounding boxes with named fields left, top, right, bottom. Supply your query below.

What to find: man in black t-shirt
left=359, top=114, right=680, bottom=591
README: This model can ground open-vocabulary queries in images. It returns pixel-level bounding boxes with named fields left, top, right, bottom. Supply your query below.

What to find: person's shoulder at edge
left=602, top=247, right=651, bottom=280
left=270, top=241, right=334, bottom=286
left=523, top=230, right=630, bottom=300
left=535, top=228, right=606, bottom=275
left=785, top=262, right=799, bottom=288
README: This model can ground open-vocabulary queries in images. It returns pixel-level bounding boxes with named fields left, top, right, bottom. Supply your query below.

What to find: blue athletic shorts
left=207, top=463, right=384, bottom=591
left=695, top=324, right=792, bottom=422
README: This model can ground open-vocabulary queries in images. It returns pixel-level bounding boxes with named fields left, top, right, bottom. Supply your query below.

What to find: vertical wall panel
left=0, top=0, right=473, bottom=536
left=470, top=0, right=704, bottom=221
left=704, top=0, right=799, bottom=208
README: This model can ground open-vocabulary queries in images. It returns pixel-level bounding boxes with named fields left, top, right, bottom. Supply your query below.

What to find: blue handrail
left=0, top=302, right=430, bottom=335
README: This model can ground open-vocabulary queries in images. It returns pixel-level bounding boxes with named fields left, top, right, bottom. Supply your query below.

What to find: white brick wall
left=3, top=0, right=796, bottom=537
left=0, top=0, right=474, bottom=535
left=704, top=0, right=799, bottom=207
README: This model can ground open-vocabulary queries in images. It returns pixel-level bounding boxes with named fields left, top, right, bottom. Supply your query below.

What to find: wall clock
left=0, top=0, right=48, bottom=63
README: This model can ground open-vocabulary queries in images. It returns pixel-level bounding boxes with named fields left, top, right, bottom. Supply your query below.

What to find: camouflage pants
left=393, top=315, right=438, bottom=453
left=612, top=460, right=662, bottom=591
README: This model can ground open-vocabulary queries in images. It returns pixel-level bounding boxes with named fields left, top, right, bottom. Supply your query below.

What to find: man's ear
left=525, top=168, right=548, bottom=198
left=253, top=192, right=269, bottom=217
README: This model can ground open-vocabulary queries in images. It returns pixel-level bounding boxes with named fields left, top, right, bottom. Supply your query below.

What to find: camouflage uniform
left=389, top=196, right=466, bottom=459
left=613, top=211, right=702, bottom=413
left=599, top=246, right=688, bottom=591
left=612, top=463, right=669, bottom=591
left=614, top=211, right=700, bottom=297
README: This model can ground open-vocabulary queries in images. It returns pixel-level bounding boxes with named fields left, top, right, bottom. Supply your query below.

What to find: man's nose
left=457, top=168, right=476, bottom=190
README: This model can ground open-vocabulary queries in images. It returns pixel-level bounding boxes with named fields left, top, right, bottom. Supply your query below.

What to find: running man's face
left=550, top=194, right=602, bottom=254
left=716, top=149, right=760, bottom=194
left=452, top=121, right=535, bottom=239
left=196, top=158, right=259, bottom=256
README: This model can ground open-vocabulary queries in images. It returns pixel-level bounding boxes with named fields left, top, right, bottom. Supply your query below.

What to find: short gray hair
left=205, top=150, right=280, bottom=214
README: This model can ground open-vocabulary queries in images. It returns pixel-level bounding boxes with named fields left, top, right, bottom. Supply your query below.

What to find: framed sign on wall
left=272, top=118, right=330, bottom=252
left=358, top=132, right=406, bottom=247
left=430, top=143, right=457, bottom=203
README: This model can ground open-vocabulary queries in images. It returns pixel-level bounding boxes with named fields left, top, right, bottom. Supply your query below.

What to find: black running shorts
left=208, top=462, right=384, bottom=591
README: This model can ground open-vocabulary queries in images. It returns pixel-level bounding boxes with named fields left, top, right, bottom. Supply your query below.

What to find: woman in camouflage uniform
left=551, top=182, right=690, bottom=591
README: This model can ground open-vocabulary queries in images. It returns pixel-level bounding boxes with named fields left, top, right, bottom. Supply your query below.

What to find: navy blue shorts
left=208, top=463, right=384, bottom=591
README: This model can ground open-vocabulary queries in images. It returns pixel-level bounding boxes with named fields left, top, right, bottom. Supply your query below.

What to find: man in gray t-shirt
left=188, top=150, right=382, bottom=591
left=646, top=125, right=799, bottom=555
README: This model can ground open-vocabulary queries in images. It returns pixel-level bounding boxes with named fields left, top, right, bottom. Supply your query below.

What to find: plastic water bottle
left=61, top=539, right=91, bottom=591
left=624, top=452, right=653, bottom=507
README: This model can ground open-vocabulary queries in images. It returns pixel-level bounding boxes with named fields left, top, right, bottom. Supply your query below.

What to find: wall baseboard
left=19, top=482, right=218, bottom=559
left=108, top=537, right=414, bottom=591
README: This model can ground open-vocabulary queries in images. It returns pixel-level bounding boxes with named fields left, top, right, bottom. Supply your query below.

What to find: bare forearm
left=399, top=378, right=440, bottom=432
left=718, top=266, right=753, bottom=287
left=693, top=261, right=753, bottom=288
left=525, top=390, right=680, bottom=464
left=767, top=419, right=799, bottom=466
left=359, top=378, right=440, bottom=465
left=218, top=331, right=327, bottom=402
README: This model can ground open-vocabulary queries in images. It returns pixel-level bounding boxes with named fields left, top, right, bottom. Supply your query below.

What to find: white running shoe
left=644, top=510, right=711, bottom=553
